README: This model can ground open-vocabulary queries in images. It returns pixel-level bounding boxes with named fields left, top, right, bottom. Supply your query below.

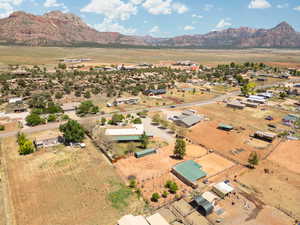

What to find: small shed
left=8, top=97, right=23, bottom=104
left=175, top=115, right=203, bottom=128
left=254, top=131, right=277, bottom=142
left=227, top=101, right=245, bottom=109
left=193, top=196, right=214, bottom=216
left=218, top=124, right=233, bottom=131
left=112, top=135, right=142, bottom=142
left=135, top=148, right=157, bottom=158
left=244, top=102, right=259, bottom=108
left=212, top=182, right=234, bottom=198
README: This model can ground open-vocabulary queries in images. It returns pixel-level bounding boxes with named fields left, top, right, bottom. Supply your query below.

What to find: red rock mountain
left=0, top=11, right=299, bottom=48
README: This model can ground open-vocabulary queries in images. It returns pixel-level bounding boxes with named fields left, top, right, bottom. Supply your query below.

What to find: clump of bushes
left=17, top=133, right=35, bottom=155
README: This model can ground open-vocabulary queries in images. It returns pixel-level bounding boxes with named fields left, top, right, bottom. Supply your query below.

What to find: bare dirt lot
left=195, top=153, right=235, bottom=177
left=238, top=160, right=300, bottom=221
left=115, top=144, right=208, bottom=205
left=186, top=104, right=286, bottom=164
left=268, top=140, right=300, bottom=174
left=0, top=130, right=144, bottom=225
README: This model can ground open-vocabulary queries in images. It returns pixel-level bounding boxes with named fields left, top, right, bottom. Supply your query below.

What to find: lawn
left=113, top=139, right=168, bottom=157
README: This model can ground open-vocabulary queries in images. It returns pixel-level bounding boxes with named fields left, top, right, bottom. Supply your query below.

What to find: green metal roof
left=173, top=160, right=207, bottom=182
left=135, top=148, right=157, bottom=158
left=218, top=124, right=233, bottom=130
left=112, top=135, right=141, bottom=141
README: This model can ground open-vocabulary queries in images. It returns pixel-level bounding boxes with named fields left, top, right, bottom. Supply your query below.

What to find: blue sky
left=0, top=0, right=300, bottom=37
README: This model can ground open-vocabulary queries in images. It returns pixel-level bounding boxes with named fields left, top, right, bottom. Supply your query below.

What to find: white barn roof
left=202, top=191, right=219, bottom=203
left=213, top=182, right=234, bottom=195
left=105, top=124, right=144, bottom=136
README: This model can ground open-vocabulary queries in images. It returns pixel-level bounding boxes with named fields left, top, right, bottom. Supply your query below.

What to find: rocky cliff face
left=0, top=11, right=299, bottom=48
left=0, top=11, right=145, bottom=46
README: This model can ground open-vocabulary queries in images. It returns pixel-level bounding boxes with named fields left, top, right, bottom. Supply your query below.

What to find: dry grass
left=1, top=46, right=300, bottom=66
left=0, top=129, right=144, bottom=225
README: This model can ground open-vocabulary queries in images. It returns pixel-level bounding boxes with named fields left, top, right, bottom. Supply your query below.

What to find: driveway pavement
left=142, top=118, right=175, bottom=143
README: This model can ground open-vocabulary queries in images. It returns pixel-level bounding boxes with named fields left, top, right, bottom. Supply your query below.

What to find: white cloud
left=143, top=0, right=172, bottom=15
left=183, top=25, right=194, bottom=31
left=143, top=0, right=188, bottom=15
left=203, top=4, right=214, bottom=11
left=149, top=25, right=160, bottom=33
left=172, top=2, right=188, bottom=14
left=93, top=18, right=136, bottom=34
left=44, top=0, right=69, bottom=13
left=216, top=19, right=232, bottom=29
left=276, top=3, right=288, bottom=9
left=130, top=0, right=144, bottom=5
left=81, top=0, right=137, bottom=21
left=0, top=0, right=23, bottom=18
left=44, top=0, right=63, bottom=7
left=248, top=0, right=271, bottom=9
left=294, top=6, right=300, bottom=11
left=192, top=14, right=203, bottom=19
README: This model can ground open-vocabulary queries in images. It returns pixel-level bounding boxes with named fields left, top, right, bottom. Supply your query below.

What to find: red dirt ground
left=268, top=140, right=300, bottom=174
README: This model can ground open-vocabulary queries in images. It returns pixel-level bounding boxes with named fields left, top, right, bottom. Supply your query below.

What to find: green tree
left=140, top=132, right=149, bottom=149
left=162, top=191, right=169, bottom=198
left=17, top=132, right=27, bottom=146
left=76, top=101, right=99, bottom=116
left=59, top=120, right=85, bottom=144
left=151, top=193, right=160, bottom=202
left=84, top=91, right=91, bottom=99
left=132, top=117, right=142, bottom=124
left=58, top=63, right=66, bottom=70
left=248, top=151, right=259, bottom=168
left=165, top=180, right=178, bottom=194
left=152, top=114, right=161, bottom=124
left=169, top=182, right=178, bottom=194
left=19, top=140, right=35, bottom=155
left=174, top=138, right=186, bottom=159
left=101, top=117, right=106, bottom=126
left=129, top=179, right=136, bottom=188
left=241, top=82, right=256, bottom=96
left=0, top=125, right=5, bottom=131
left=47, top=114, right=57, bottom=122
left=111, top=114, right=124, bottom=125
left=26, top=113, right=45, bottom=126
left=55, top=92, right=63, bottom=99
left=279, top=92, right=288, bottom=99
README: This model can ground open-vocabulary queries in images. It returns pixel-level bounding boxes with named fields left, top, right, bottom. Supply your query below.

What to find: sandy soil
left=238, top=160, right=300, bottom=221
left=268, top=140, right=300, bottom=174
left=195, top=153, right=235, bottom=177
left=0, top=131, right=142, bottom=225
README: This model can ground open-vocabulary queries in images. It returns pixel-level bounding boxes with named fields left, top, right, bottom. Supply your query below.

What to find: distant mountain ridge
left=0, top=11, right=300, bottom=48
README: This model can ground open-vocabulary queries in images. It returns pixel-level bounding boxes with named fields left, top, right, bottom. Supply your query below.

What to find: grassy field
left=1, top=46, right=300, bottom=67
left=0, top=129, right=145, bottom=225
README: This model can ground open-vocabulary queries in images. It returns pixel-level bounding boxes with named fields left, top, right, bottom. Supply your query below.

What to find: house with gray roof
left=175, top=114, right=203, bottom=128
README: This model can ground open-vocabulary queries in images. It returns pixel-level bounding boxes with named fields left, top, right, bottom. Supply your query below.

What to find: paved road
left=1, top=78, right=299, bottom=139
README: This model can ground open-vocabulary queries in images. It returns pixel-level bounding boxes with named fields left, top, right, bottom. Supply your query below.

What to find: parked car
left=70, top=142, right=86, bottom=148
left=265, top=116, right=274, bottom=121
